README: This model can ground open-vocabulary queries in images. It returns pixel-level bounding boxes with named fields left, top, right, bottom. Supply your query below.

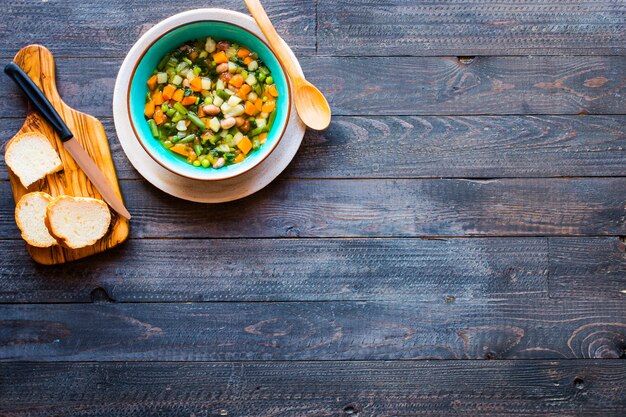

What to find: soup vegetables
left=144, top=38, right=280, bottom=169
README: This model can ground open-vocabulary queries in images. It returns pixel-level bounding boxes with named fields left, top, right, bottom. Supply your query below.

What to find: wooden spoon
left=244, top=0, right=331, bottom=130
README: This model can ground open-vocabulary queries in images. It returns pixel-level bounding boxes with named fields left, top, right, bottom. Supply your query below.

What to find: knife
left=4, top=62, right=131, bottom=220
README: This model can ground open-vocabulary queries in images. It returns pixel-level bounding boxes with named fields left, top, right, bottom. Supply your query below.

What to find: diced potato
left=201, top=78, right=211, bottom=90
left=176, top=120, right=187, bottom=131
left=245, top=74, right=257, bottom=86
left=209, top=117, right=221, bottom=132
left=172, top=75, right=183, bottom=85
left=220, top=102, right=232, bottom=113
left=157, top=72, right=168, bottom=84
left=227, top=95, right=242, bottom=106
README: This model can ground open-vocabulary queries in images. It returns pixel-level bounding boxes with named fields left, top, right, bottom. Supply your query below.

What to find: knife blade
left=4, top=62, right=131, bottom=220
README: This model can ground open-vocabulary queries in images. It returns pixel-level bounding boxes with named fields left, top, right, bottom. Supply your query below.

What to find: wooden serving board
left=6, top=45, right=129, bottom=264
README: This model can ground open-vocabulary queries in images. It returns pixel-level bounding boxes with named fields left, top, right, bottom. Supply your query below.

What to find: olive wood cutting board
left=6, top=45, right=129, bottom=264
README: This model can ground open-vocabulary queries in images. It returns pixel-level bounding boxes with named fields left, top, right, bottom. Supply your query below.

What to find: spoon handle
left=244, top=0, right=302, bottom=84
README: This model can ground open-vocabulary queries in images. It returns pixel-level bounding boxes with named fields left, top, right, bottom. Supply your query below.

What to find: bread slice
left=5, top=132, right=63, bottom=188
left=45, top=196, right=111, bottom=249
left=15, top=192, right=58, bottom=248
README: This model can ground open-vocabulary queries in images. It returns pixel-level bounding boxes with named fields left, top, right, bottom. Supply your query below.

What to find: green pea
left=193, top=160, right=201, bottom=167
left=265, top=76, right=273, bottom=84
left=201, top=159, right=210, bottom=168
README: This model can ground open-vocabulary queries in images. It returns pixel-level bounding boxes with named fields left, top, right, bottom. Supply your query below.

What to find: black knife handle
left=4, top=62, right=73, bottom=141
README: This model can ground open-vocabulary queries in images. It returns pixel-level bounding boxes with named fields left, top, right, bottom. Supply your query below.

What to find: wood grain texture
left=3, top=177, right=622, bottom=238
left=2, top=361, right=625, bottom=417
left=319, top=0, right=626, bottom=56
left=1, top=299, right=625, bottom=361
left=6, top=45, right=129, bottom=264
left=549, top=238, right=626, bottom=299
left=0, top=0, right=315, bottom=57
left=0, top=237, right=549, bottom=303
left=286, top=115, right=626, bottom=178
left=2, top=115, right=625, bottom=179
left=2, top=56, right=625, bottom=117
left=309, top=56, right=626, bottom=115
left=0, top=237, right=622, bottom=303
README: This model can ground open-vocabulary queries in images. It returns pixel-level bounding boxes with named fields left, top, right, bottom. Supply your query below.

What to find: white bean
left=205, top=38, right=216, bottom=53
left=213, top=157, right=225, bottom=168
left=202, top=104, right=220, bottom=116
left=220, top=117, right=236, bottom=129
left=216, top=63, right=229, bottom=73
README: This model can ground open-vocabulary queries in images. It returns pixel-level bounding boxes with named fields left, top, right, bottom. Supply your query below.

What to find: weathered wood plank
left=319, top=0, right=626, bottom=56
left=3, top=115, right=625, bottom=180
left=1, top=0, right=315, bottom=58
left=0, top=237, right=548, bottom=303
left=1, top=299, right=625, bottom=360
left=312, top=56, right=626, bottom=115
left=2, top=56, right=625, bottom=118
left=2, top=178, right=625, bottom=238
left=287, top=115, right=626, bottom=178
left=2, top=361, right=625, bottom=417
left=2, top=238, right=622, bottom=304
left=549, top=238, right=626, bottom=299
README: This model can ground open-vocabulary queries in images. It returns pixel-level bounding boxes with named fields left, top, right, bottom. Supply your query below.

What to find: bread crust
left=15, top=191, right=58, bottom=248
left=5, top=132, right=63, bottom=188
left=44, top=196, right=111, bottom=249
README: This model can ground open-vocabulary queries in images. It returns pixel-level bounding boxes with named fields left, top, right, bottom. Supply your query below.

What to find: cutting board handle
left=12, top=45, right=62, bottom=107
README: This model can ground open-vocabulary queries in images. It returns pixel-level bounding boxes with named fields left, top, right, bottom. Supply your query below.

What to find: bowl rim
left=125, top=15, right=292, bottom=181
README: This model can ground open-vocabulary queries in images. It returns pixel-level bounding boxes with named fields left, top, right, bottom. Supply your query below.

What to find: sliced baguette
left=5, top=132, right=63, bottom=188
left=15, top=192, right=58, bottom=248
left=45, top=196, right=111, bottom=249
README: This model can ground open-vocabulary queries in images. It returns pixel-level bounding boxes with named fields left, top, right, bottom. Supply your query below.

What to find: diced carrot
left=244, top=101, right=258, bottom=116
left=212, top=51, right=228, bottom=63
left=237, top=137, right=252, bottom=155
left=243, top=56, right=253, bottom=65
left=153, top=108, right=167, bottom=125
left=267, top=84, right=279, bottom=97
left=237, top=48, right=250, bottom=58
left=147, top=75, right=157, bottom=90
left=170, top=144, right=190, bottom=157
left=172, top=89, right=184, bottom=102
left=162, top=84, right=176, bottom=100
left=190, top=77, right=203, bottom=92
left=229, top=74, right=244, bottom=88
left=197, top=106, right=205, bottom=117
left=144, top=100, right=155, bottom=117
left=181, top=95, right=196, bottom=106
left=262, top=100, right=276, bottom=113
left=189, top=51, right=198, bottom=61
left=254, top=98, right=263, bottom=111
left=234, top=153, right=245, bottom=163
left=237, top=84, right=252, bottom=99
left=151, top=91, right=164, bottom=105
left=259, top=132, right=268, bottom=144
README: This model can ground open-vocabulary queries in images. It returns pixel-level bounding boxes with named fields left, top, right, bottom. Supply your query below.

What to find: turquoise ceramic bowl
left=128, top=21, right=290, bottom=180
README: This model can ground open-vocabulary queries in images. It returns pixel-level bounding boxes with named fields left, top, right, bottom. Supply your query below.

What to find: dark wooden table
left=1, top=1, right=625, bottom=415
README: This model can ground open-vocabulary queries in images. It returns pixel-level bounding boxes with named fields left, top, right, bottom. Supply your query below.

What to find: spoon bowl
left=294, top=81, right=332, bottom=131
